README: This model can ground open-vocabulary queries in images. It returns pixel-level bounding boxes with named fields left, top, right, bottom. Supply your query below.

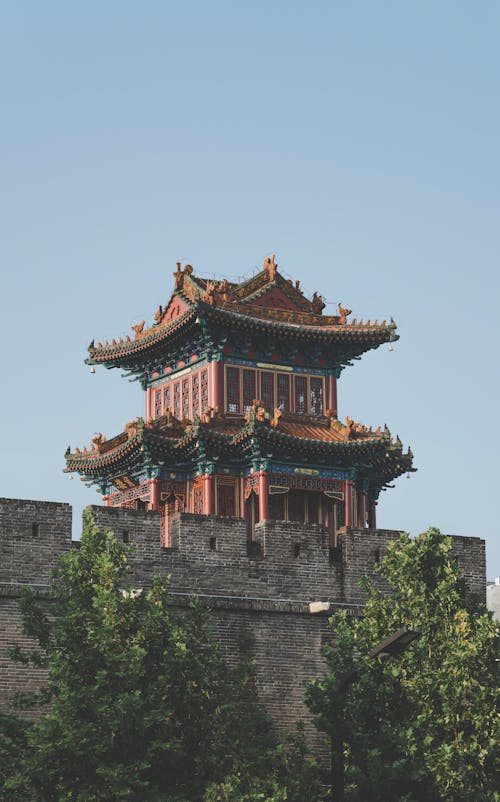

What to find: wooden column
left=211, top=360, right=222, bottom=412
left=258, top=473, right=269, bottom=521
left=239, top=478, right=245, bottom=519
left=357, top=490, right=366, bottom=529
left=150, top=479, right=160, bottom=511
left=344, top=480, right=353, bottom=528
left=204, top=474, right=214, bottom=515
left=368, top=499, right=377, bottom=529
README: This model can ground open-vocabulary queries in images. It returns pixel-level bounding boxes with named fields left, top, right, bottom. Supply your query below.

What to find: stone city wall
left=0, top=498, right=487, bottom=745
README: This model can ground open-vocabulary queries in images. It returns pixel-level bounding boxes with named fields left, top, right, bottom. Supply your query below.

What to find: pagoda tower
left=65, top=256, right=414, bottom=546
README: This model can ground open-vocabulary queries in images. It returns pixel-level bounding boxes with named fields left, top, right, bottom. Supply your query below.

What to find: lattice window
left=193, top=487, right=204, bottom=514
left=173, top=382, right=181, bottom=418
left=243, top=369, right=256, bottom=412
left=310, top=377, right=323, bottom=415
left=261, top=371, right=274, bottom=408
left=277, top=374, right=290, bottom=411
left=182, top=378, right=190, bottom=419
left=226, top=367, right=240, bottom=413
left=163, top=385, right=171, bottom=414
left=288, top=490, right=305, bottom=522
left=294, top=376, right=307, bottom=413
left=306, top=491, right=321, bottom=524
left=217, top=480, right=236, bottom=517
left=201, top=369, right=209, bottom=412
left=192, top=373, right=200, bottom=417
left=154, top=388, right=162, bottom=418
left=269, top=494, right=285, bottom=521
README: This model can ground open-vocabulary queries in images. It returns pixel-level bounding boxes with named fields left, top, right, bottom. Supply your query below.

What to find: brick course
left=0, top=498, right=487, bottom=742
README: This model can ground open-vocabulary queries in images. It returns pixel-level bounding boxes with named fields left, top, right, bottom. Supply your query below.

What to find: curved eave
left=200, top=303, right=397, bottom=349
left=86, top=306, right=198, bottom=369
left=64, top=430, right=185, bottom=478
left=65, top=434, right=144, bottom=476
left=236, top=425, right=389, bottom=456
left=233, top=422, right=414, bottom=480
left=86, top=301, right=397, bottom=371
left=367, top=453, right=416, bottom=490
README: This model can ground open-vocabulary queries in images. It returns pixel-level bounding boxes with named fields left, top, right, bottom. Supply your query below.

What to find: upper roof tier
left=86, top=256, right=398, bottom=372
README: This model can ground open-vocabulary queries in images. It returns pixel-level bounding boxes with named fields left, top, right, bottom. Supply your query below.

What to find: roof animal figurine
left=218, top=278, right=230, bottom=301
left=124, top=419, right=140, bottom=438
left=312, top=292, right=326, bottom=314
left=203, top=280, right=217, bottom=305
left=264, top=254, right=278, bottom=281
left=91, top=433, right=106, bottom=452
left=338, top=302, right=352, bottom=324
left=131, top=321, right=145, bottom=339
left=271, top=407, right=282, bottom=428
left=173, top=262, right=183, bottom=288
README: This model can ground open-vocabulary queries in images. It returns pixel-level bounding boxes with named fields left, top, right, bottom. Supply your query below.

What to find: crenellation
left=0, top=498, right=72, bottom=584
left=0, top=498, right=487, bottom=741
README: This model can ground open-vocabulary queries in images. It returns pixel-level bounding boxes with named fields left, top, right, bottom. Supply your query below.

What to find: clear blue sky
left=1, top=2, right=499, bottom=577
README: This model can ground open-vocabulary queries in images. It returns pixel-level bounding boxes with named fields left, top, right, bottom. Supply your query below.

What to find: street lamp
left=369, top=626, right=420, bottom=659
left=308, top=608, right=420, bottom=802
left=331, top=627, right=420, bottom=801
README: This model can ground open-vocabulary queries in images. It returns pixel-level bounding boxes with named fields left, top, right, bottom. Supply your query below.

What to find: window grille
left=294, top=376, right=307, bottom=413
left=261, top=371, right=274, bottom=408
left=192, top=373, right=200, bottom=417
left=288, top=490, right=304, bottom=522
left=310, top=377, right=323, bottom=415
left=182, top=378, right=190, bottom=419
left=154, top=388, right=162, bottom=417
left=201, top=370, right=209, bottom=412
left=163, top=385, right=171, bottom=414
left=277, top=374, right=290, bottom=411
left=173, top=382, right=181, bottom=418
left=226, top=367, right=240, bottom=413
left=305, top=491, right=321, bottom=524
left=269, top=494, right=285, bottom=521
left=243, top=369, right=256, bottom=412
left=193, top=484, right=204, bottom=515
left=217, top=481, right=236, bottom=517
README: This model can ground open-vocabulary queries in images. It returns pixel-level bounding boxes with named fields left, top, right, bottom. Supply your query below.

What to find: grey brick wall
left=0, top=498, right=73, bottom=717
left=0, top=498, right=72, bottom=584
left=0, top=499, right=487, bottom=743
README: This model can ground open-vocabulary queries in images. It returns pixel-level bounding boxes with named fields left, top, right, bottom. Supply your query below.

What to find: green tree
left=204, top=730, right=324, bottom=802
left=306, top=528, right=499, bottom=802
left=3, top=510, right=284, bottom=802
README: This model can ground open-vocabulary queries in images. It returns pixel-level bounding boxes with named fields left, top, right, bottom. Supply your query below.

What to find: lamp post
left=331, top=626, right=419, bottom=801
left=308, top=607, right=420, bottom=802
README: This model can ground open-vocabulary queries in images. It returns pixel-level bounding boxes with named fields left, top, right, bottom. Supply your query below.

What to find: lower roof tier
left=65, top=403, right=414, bottom=499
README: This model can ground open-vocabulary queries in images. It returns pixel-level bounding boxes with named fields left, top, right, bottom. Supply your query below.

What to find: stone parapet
left=0, top=499, right=487, bottom=740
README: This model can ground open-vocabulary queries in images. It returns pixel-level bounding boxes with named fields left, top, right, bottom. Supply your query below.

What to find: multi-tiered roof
left=65, top=256, right=413, bottom=534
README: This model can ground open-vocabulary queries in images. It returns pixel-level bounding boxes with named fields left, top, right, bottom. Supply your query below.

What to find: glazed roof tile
left=86, top=258, right=397, bottom=367
left=64, top=410, right=405, bottom=470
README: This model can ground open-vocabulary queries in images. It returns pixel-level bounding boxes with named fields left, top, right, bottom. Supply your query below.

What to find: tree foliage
left=2, top=510, right=320, bottom=801
left=306, top=527, right=499, bottom=802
